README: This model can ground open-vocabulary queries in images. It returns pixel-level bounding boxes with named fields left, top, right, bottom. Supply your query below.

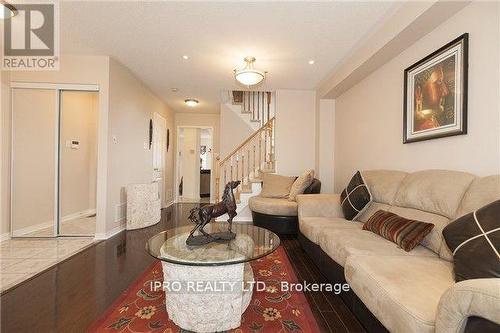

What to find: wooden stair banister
left=232, top=90, right=272, bottom=126
left=215, top=116, right=275, bottom=201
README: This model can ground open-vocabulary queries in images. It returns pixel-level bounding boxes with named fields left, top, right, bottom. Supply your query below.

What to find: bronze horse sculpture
left=186, top=181, right=240, bottom=246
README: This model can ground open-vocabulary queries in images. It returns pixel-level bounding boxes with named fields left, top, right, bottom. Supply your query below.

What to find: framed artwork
left=403, top=33, right=468, bottom=143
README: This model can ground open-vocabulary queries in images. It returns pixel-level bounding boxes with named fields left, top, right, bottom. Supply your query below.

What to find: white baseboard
left=94, top=220, right=125, bottom=240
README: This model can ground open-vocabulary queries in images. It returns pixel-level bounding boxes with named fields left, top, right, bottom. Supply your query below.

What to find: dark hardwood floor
left=0, top=203, right=365, bottom=333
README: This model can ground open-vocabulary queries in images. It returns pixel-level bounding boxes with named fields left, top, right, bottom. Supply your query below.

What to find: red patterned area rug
left=88, top=246, right=321, bottom=332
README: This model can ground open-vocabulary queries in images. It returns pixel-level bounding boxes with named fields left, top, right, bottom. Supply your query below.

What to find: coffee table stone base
left=161, top=261, right=254, bottom=333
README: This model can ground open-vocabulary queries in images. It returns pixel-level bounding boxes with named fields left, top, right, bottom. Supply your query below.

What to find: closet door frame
left=10, top=82, right=99, bottom=238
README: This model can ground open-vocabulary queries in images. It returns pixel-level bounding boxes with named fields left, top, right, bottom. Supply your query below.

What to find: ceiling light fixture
left=171, top=88, right=179, bottom=92
left=234, top=56, right=266, bottom=87
left=184, top=99, right=199, bottom=107
left=182, top=55, right=189, bottom=60
left=0, top=1, right=17, bottom=19
left=308, top=60, right=315, bottom=65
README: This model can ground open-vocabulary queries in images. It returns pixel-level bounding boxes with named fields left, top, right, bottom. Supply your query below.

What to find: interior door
left=11, top=88, right=57, bottom=237
left=152, top=113, right=167, bottom=206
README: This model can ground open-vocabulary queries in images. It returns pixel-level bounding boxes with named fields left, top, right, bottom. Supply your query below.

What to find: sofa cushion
left=393, top=170, right=475, bottom=219
left=455, top=175, right=500, bottom=218
left=260, top=173, right=296, bottom=198
left=289, top=170, right=314, bottom=201
left=299, top=217, right=362, bottom=244
left=388, top=206, right=450, bottom=257
left=248, top=196, right=298, bottom=216
left=340, top=171, right=372, bottom=220
left=297, top=194, right=344, bottom=219
left=362, top=210, right=434, bottom=252
left=362, top=170, right=408, bottom=205
left=443, top=199, right=500, bottom=282
left=318, top=228, right=437, bottom=267
left=357, top=201, right=392, bottom=222
left=345, top=255, right=454, bottom=333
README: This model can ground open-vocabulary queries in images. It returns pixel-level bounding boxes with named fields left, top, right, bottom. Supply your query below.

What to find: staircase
left=215, top=91, right=276, bottom=221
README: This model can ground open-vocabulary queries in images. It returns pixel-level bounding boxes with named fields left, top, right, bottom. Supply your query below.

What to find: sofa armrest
left=436, top=278, right=500, bottom=333
left=296, top=194, right=344, bottom=219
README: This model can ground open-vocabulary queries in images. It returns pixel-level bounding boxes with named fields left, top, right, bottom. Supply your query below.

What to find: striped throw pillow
left=363, top=210, right=434, bottom=252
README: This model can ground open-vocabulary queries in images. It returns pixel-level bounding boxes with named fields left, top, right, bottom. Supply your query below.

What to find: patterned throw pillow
left=340, top=171, right=372, bottom=220
left=443, top=199, right=500, bottom=282
left=363, top=210, right=435, bottom=252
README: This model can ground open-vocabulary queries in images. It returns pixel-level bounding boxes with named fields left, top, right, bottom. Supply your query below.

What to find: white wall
left=219, top=104, right=254, bottom=158
left=318, top=99, right=335, bottom=193
left=275, top=90, right=316, bottom=176
left=179, top=128, right=201, bottom=200
left=334, top=2, right=500, bottom=191
left=107, top=58, right=175, bottom=233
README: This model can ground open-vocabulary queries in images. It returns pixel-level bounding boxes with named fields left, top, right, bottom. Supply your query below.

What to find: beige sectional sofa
left=249, top=178, right=321, bottom=234
left=297, top=170, right=500, bottom=333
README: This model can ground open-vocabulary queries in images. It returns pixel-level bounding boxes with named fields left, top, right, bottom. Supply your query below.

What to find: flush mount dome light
left=185, top=99, right=199, bottom=107
left=0, top=1, right=17, bottom=19
left=234, top=56, right=266, bottom=87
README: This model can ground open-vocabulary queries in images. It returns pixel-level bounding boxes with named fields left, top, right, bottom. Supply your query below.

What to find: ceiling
left=60, top=1, right=398, bottom=113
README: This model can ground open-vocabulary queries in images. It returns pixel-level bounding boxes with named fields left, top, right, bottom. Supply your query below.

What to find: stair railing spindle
left=230, top=157, right=234, bottom=182
left=236, top=152, right=239, bottom=183
left=241, top=154, right=245, bottom=186
left=258, top=134, right=262, bottom=171
left=253, top=144, right=256, bottom=176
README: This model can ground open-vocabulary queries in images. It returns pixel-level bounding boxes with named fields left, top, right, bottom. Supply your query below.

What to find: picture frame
left=403, top=33, right=468, bottom=143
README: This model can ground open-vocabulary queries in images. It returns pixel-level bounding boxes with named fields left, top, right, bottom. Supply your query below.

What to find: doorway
left=176, top=127, right=213, bottom=203
left=10, top=85, right=99, bottom=237
left=152, top=112, right=167, bottom=207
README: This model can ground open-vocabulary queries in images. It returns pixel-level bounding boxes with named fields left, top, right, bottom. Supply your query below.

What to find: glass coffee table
left=146, top=223, right=280, bottom=333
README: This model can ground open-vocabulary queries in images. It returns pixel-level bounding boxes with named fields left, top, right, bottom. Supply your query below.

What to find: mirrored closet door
left=59, top=91, right=98, bottom=236
left=11, top=86, right=98, bottom=237
left=11, top=88, right=58, bottom=237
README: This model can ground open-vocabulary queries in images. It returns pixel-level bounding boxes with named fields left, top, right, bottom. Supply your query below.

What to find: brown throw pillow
left=443, top=199, right=500, bottom=282
left=260, top=174, right=296, bottom=198
left=363, top=210, right=435, bottom=252
left=288, top=170, right=315, bottom=201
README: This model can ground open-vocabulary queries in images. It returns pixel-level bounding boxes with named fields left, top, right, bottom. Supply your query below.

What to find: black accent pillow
left=443, top=199, right=500, bottom=282
left=340, top=171, right=372, bottom=220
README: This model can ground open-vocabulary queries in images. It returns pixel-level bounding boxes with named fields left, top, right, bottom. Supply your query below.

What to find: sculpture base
left=161, top=261, right=254, bottom=332
left=186, top=231, right=236, bottom=246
